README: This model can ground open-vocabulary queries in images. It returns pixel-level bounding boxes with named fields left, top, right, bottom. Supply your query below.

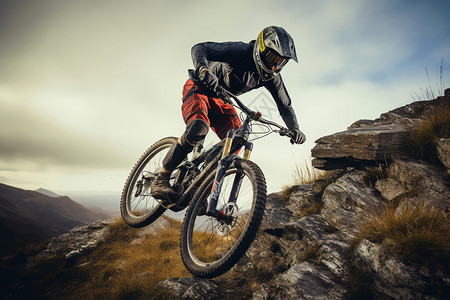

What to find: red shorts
left=181, top=79, right=241, bottom=140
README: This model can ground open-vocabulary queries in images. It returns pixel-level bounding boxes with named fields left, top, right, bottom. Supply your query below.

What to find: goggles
left=261, top=49, right=289, bottom=72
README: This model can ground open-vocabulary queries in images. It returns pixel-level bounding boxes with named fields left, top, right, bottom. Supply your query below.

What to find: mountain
left=0, top=183, right=107, bottom=257
left=34, top=188, right=61, bottom=198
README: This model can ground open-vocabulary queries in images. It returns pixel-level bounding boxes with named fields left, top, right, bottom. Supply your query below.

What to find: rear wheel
left=180, top=159, right=267, bottom=278
left=120, top=137, right=177, bottom=228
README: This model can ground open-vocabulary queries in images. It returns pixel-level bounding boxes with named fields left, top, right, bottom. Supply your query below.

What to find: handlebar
left=216, top=86, right=296, bottom=142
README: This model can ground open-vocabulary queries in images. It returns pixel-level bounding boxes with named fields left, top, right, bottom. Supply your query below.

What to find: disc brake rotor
left=216, top=202, right=239, bottom=236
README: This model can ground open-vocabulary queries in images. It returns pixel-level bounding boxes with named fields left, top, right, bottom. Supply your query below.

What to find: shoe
left=151, top=176, right=177, bottom=200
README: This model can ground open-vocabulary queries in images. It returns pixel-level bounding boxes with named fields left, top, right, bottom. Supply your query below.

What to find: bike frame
left=161, top=87, right=293, bottom=217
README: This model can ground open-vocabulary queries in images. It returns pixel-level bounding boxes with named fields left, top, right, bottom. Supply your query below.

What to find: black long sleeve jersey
left=191, top=41, right=300, bottom=131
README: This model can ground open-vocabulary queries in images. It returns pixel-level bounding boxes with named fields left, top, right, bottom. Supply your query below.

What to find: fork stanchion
left=243, top=142, right=253, bottom=160
left=221, top=129, right=235, bottom=159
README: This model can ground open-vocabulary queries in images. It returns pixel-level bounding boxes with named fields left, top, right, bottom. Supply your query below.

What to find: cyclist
left=151, top=26, right=306, bottom=199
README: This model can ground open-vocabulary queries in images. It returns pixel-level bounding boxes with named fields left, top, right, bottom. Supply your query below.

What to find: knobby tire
left=120, top=137, right=178, bottom=228
left=180, top=158, right=267, bottom=278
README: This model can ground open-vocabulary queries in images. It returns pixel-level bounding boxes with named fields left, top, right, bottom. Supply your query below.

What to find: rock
left=386, top=160, right=450, bottom=212
left=260, top=192, right=293, bottom=228
left=27, top=216, right=171, bottom=267
left=437, top=138, right=450, bottom=169
left=312, top=97, right=449, bottom=170
left=352, top=239, right=450, bottom=299
left=27, top=217, right=115, bottom=266
left=161, top=97, right=450, bottom=299
left=312, top=124, right=408, bottom=170
left=157, top=277, right=219, bottom=300
left=253, top=262, right=346, bottom=300
left=350, top=97, right=448, bottom=130
left=320, top=170, right=384, bottom=232
left=375, top=178, right=406, bottom=201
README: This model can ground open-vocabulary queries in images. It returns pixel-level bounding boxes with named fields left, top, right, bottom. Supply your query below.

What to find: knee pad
left=180, top=119, right=209, bottom=151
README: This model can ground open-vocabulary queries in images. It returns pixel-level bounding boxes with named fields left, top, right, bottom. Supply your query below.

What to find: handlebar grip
left=279, top=129, right=296, bottom=144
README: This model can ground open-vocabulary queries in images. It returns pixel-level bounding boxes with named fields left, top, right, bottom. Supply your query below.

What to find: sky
left=0, top=0, right=449, bottom=209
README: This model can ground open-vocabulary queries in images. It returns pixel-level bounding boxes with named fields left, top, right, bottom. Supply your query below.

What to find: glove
left=197, top=67, right=219, bottom=92
left=291, top=129, right=306, bottom=144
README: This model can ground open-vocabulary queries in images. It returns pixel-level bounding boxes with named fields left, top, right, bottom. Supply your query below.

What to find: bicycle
left=120, top=85, right=297, bottom=278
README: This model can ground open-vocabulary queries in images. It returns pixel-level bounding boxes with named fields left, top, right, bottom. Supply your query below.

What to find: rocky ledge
left=312, top=94, right=449, bottom=170
left=26, top=216, right=171, bottom=268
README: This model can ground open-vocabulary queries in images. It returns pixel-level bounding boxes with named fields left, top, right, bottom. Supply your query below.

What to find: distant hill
left=0, top=183, right=107, bottom=257
left=34, top=188, right=61, bottom=198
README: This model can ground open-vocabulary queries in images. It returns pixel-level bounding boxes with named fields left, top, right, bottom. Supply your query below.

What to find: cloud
left=0, top=91, right=129, bottom=171
left=0, top=0, right=449, bottom=194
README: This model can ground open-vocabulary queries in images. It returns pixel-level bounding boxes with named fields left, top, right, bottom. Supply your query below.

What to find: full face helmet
left=253, top=26, right=298, bottom=81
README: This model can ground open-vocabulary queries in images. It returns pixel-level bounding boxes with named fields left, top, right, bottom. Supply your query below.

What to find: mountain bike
left=120, top=85, right=297, bottom=278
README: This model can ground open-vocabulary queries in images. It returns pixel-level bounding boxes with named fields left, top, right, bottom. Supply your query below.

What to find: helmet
left=253, top=26, right=298, bottom=81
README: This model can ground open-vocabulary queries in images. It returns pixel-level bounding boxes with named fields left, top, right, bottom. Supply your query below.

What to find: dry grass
left=404, top=104, right=450, bottom=163
left=292, top=161, right=328, bottom=185
left=298, top=200, right=324, bottom=218
left=411, top=59, right=446, bottom=101
left=351, top=203, right=450, bottom=266
left=300, top=242, right=321, bottom=262
left=96, top=217, right=188, bottom=299
left=281, top=160, right=328, bottom=202
left=2, top=217, right=188, bottom=300
left=191, top=214, right=248, bottom=263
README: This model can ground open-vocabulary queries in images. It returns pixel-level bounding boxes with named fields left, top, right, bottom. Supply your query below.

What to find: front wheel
left=120, top=137, right=177, bottom=228
left=180, top=159, right=267, bottom=278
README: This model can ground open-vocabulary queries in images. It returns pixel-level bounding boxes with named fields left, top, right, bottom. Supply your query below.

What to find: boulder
left=320, top=170, right=384, bottom=232
left=254, top=262, right=346, bottom=300
left=386, top=160, right=450, bottom=212
left=437, top=138, right=450, bottom=170
left=157, top=277, right=219, bottom=300
left=352, top=239, right=450, bottom=299
left=28, top=217, right=115, bottom=266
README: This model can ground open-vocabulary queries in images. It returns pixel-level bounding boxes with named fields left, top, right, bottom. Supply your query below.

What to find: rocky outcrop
left=246, top=95, right=449, bottom=299
left=27, top=216, right=171, bottom=267
left=248, top=160, right=448, bottom=299
left=312, top=125, right=409, bottom=169
left=27, top=217, right=115, bottom=266
left=312, top=94, right=449, bottom=170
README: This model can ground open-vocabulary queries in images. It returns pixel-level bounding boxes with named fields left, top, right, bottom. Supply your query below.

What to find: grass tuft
left=351, top=203, right=450, bottom=266
left=411, top=59, right=446, bottom=101
left=300, top=242, right=321, bottom=262
left=281, top=160, right=328, bottom=202
left=404, top=104, right=450, bottom=163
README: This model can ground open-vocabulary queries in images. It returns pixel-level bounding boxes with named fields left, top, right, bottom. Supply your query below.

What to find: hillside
left=0, top=91, right=449, bottom=299
left=0, top=183, right=107, bottom=256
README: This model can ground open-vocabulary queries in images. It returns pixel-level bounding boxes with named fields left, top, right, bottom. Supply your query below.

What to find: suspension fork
left=227, top=142, right=253, bottom=204
left=206, top=136, right=254, bottom=218
left=207, top=130, right=236, bottom=216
